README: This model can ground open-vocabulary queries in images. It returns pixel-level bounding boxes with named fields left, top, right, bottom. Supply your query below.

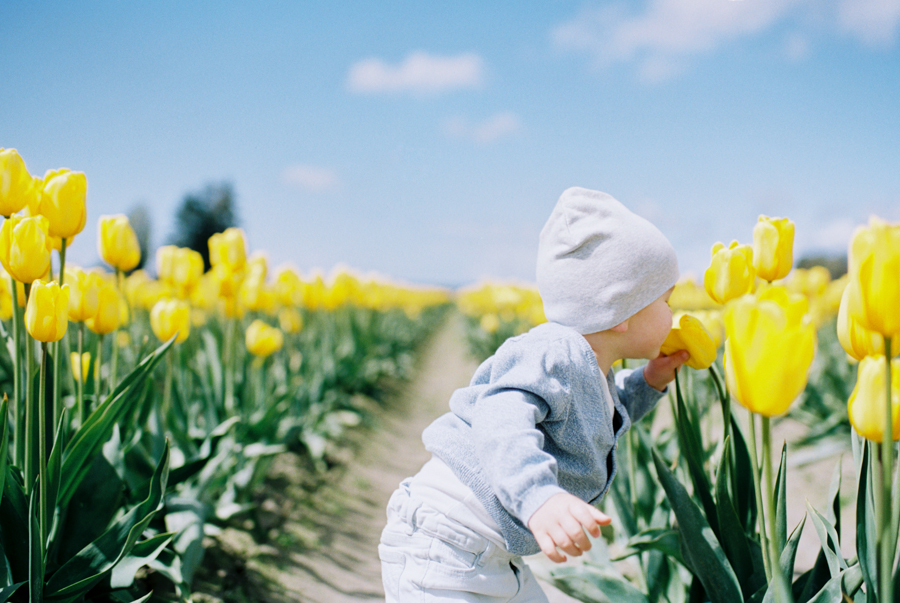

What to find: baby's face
left=621, top=287, right=674, bottom=359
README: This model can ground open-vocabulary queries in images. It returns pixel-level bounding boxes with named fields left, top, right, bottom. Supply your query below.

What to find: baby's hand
left=643, top=350, right=690, bottom=391
left=527, top=492, right=611, bottom=563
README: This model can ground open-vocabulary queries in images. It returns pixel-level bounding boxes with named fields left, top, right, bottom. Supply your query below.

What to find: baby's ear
left=610, top=320, right=629, bottom=333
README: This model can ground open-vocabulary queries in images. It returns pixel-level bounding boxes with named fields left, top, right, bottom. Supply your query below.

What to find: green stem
left=38, top=343, right=49, bottom=556
left=163, top=351, right=173, bottom=432
left=52, top=238, right=67, bottom=434
left=24, top=283, right=35, bottom=495
left=96, top=334, right=104, bottom=402
left=882, top=336, right=895, bottom=603
left=748, top=411, right=772, bottom=581
left=77, top=323, right=85, bottom=426
left=10, top=274, right=22, bottom=467
left=762, top=417, right=791, bottom=602
left=224, top=317, right=235, bottom=414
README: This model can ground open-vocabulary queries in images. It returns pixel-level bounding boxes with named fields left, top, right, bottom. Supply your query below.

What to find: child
left=379, top=187, right=689, bottom=602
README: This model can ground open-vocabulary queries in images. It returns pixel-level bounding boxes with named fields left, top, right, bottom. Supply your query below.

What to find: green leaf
left=729, top=415, right=757, bottom=532
left=780, top=513, right=807, bottom=582
left=805, top=564, right=864, bottom=603
left=652, top=448, right=744, bottom=603
left=807, top=502, right=847, bottom=579
left=673, top=374, right=720, bottom=537
left=109, top=532, right=176, bottom=589
left=551, top=564, right=650, bottom=603
left=44, top=442, right=169, bottom=601
left=774, top=443, right=787, bottom=554
left=28, top=486, right=43, bottom=603
left=0, top=398, right=8, bottom=508
left=613, top=528, right=683, bottom=565
left=855, top=444, right=877, bottom=600
left=714, top=436, right=761, bottom=598
left=58, top=339, right=172, bottom=508
left=0, top=582, right=25, bottom=603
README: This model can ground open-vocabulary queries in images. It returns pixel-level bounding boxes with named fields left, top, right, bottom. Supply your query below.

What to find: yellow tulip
left=723, top=293, right=816, bottom=417
left=157, top=245, right=204, bottom=295
left=150, top=298, right=191, bottom=344
left=847, top=355, right=900, bottom=443
left=275, top=267, right=304, bottom=306
left=208, top=227, right=247, bottom=271
left=239, top=272, right=275, bottom=313
left=70, top=352, right=91, bottom=383
left=86, top=282, right=121, bottom=335
left=278, top=307, right=304, bottom=334
left=65, top=266, right=102, bottom=322
left=752, top=215, right=795, bottom=282
left=0, top=214, right=53, bottom=284
left=39, top=168, right=88, bottom=240
left=0, top=273, right=11, bottom=320
left=25, top=281, right=70, bottom=342
left=98, top=214, right=141, bottom=272
left=660, top=313, right=718, bottom=370
left=0, top=148, right=36, bottom=217
left=845, top=216, right=900, bottom=337
left=837, top=283, right=884, bottom=361
left=245, top=319, right=283, bottom=358
left=704, top=241, right=756, bottom=305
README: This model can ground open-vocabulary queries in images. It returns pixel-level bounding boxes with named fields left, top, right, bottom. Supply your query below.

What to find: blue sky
left=3, top=0, right=899, bottom=287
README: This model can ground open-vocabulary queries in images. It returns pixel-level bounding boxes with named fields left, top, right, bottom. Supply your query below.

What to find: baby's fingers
left=535, top=532, right=567, bottom=563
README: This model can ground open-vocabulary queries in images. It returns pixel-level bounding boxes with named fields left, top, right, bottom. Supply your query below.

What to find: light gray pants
left=379, top=480, right=549, bottom=602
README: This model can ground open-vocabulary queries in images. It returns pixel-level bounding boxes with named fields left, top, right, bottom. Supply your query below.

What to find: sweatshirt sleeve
left=466, top=339, right=570, bottom=526
left=614, top=366, right=667, bottom=424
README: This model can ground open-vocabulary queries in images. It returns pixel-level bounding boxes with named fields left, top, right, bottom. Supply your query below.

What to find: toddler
left=379, top=187, right=689, bottom=602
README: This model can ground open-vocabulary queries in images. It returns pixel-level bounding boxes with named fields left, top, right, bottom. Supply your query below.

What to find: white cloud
left=784, top=32, right=812, bottom=61
left=837, top=0, right=900, bottom=46
left=443, top=112, right=522, bottom=144
left=346, top=51, right=484, bottom=95
left=282, top=164, right=340, bottom=192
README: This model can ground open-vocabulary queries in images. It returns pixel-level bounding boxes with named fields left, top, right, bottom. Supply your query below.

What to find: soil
left=190, top=312, right=855, bottom=602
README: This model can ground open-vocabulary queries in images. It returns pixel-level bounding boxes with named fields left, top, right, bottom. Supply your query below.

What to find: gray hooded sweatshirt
left=422, top=321, right=666, bottom=556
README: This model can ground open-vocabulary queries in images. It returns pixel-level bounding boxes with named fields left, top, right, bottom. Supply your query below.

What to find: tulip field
left=3, top=146, right=900, bottom=603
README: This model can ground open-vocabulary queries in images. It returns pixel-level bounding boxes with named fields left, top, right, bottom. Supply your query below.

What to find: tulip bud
left=39, top=168, right=88, bottom=240
left=723, top=293, right=816, bottom=417
left=245, top=319, right=283, bottom=358
left=837, top=283, right=884, bottom=361
left=150, top=298, right=191, bottom=343
left=275, top=267, right=304, bottom=306
left=71, top=352, right=91, bottom=383
left=660, top=313, right=718, bottom=370
left=65, top=266, right=102, bottom=323
left=25, top=281, right=70, bottom=342
left=845, top=216, right=900, bottom=337
left=157, top=245, right=204, bottom=296
left=0, top=148, right=36, bottom=217
left=98, top=214, right=141, bottom=272
left=209, top=227, right=247, bottom=271
left=703, top=241, right=755, bottom=305
left=848, top=355, right=900, bottom=443
left=752, top=215, right=794, bottom=282
left=0, top=214, right=53, bottom=284
left=86, top=281, right=121, bottom=335
left=278, top=307, right=304, bottom=334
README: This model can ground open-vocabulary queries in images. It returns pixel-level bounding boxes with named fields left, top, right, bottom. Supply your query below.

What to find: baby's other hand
left=644, top=350, right=690, bottom=391
left=527, top=492, right=611, bottom=563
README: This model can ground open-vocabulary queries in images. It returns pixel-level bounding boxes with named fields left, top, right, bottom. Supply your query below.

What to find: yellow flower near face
left=704, top=241, right=755, bottom=305
left=70, top=351, right=91, bottom=383
left=848, top=355, right=900, bottom=443
left=86, top=281, right=121, bottom=335
left=39, top=168, right=88, bottom=240
left=65, top=266, right=102, bottom=323
left=723, top=292, right=816, bottom=417
left=837, top=283, right=883, bottom=361
left=660, top=313, right=718, bottom=370
left=208, top=227, right=247, bottom=271
left=0, top=214, right=53, bottom=284
left=0, top=148, right=36, bottom=217
left=150, top=298, right=191, bottom=344
left=98, top=214, right=141, bottom=272
left=25, top=280, right=70, bottom=342
left=245, top=319, right=283, bottom=358
left=752, top=215, right=795, bottom=282
left=845, top=216, right=900, bottom=337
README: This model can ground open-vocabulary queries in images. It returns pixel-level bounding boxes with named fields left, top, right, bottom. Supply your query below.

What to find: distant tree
left=796, top=253, right=847, bottom=279
left=170, top=182, right=239, bottom=271
left=127, top=203, right=152, bottom=271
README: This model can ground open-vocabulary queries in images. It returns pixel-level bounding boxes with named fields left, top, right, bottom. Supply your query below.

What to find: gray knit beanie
left=536, top=187, right=680, bottom=335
